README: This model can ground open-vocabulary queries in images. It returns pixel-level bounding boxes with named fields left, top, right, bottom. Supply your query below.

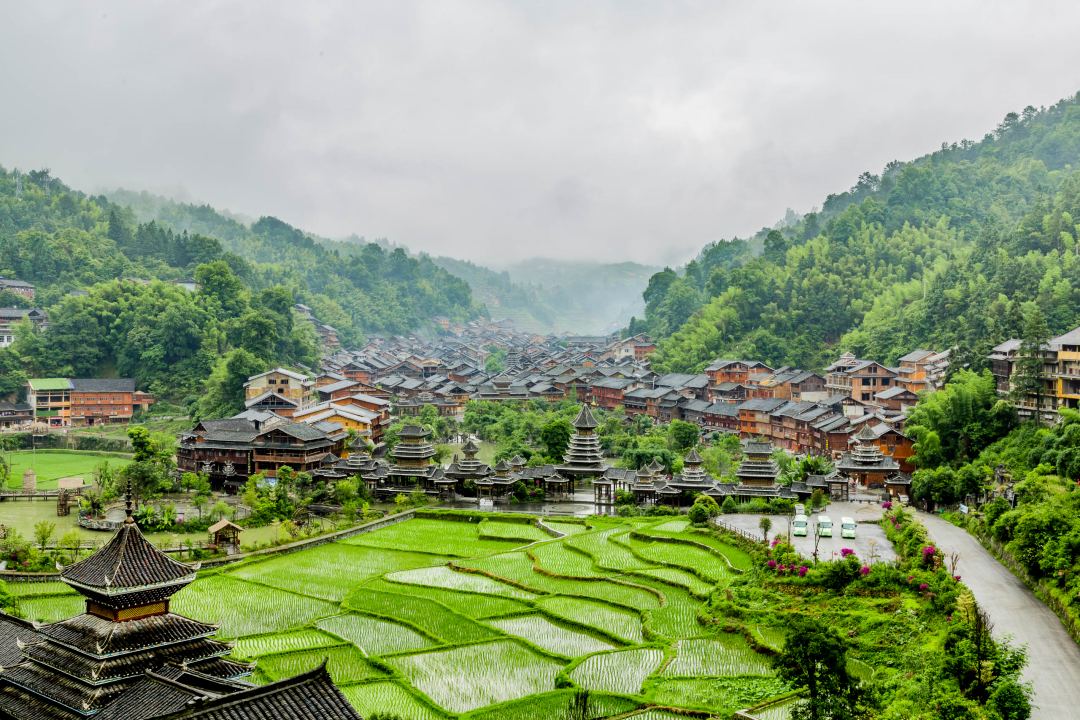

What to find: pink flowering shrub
left=882, top=501, right=893, bottom=510
left=840, top=548, right=856, bottom=558
left=798, top=566, right=808, bottom=577
left=859, top=566, right=870, bottom=576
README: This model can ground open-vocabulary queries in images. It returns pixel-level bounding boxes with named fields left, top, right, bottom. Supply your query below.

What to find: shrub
left=721, top=496, right=737, bottom=514
left=693, top=494, right=721, bottom=517
left=988, top=678, right=1031, bottom=720
left=818, top=555, right=861, bottom=590
left=688, top=503, right=709, bottom=526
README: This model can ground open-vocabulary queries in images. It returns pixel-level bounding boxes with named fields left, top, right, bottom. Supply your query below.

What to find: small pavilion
left=661, top=448, right=717, bottom=506
left=630, top=466, right=658, bottom=504
left=475, top=459, right=517, bottom=502
left=207, top=518, right=244, bottom=553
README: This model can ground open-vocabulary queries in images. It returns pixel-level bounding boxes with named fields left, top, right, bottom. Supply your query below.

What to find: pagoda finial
left=124, top=477, right=134, bottom=524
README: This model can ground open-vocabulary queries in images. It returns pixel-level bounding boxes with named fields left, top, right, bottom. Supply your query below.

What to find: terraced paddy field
left=9, top=514, right=800, bottom=718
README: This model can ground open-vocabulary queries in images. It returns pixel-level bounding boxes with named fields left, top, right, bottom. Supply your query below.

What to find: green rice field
left=9, top=514, right=801, bottom=718
left=2, top=450, right=131, bottom=490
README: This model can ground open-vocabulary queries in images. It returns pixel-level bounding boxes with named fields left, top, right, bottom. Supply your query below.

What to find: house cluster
left=177, top=367, right=395, bottom=492
left=602, top=422, right=913, bottom=508
left=0, top=307, right=46, bottom=348
left=4, top=378, right=154, bottom=428
left=315, top=320, right=657, bottom=420
left=991, top=324, right=1080, bottom=424
left=293, top=303, right=340, bottom=349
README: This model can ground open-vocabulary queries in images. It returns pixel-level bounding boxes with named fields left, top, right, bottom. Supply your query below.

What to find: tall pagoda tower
left=387, top=424, right=444, bottom=495
left=735, top=441, right=780, bottom=486
left=0, top=488, right=361, bottom=719
left=555, top=405, right=610, bottom=480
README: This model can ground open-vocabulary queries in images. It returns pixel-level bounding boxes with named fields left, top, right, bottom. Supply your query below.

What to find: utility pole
left=14, top=169, right=21, bottom=198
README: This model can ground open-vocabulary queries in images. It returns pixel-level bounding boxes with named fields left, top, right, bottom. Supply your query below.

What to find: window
left=861, top=378, right=871, bottom=386
left=861, top=393, right=871, bottom=401
left=881, top=378, right=890, bottom=386
left=268, top=379, right=277, bottom=385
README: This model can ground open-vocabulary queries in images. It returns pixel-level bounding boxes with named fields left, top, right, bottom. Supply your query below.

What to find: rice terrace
left=12, top=509, right=802, bottom=719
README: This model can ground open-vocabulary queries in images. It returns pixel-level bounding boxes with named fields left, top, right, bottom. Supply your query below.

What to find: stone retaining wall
left=969, top=528, right=1080, bottom=646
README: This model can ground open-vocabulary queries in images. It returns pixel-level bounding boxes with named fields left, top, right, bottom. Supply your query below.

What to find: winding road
left=919, top=512, right=1080, bottom=719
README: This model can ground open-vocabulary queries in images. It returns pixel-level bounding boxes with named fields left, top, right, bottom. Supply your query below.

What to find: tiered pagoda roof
left=445, top=437, right=492, bottom=480
left=666, top=447, right=715, bottom=492
left=387, top=424, right=439, bottom=482
left=837, top=424, right=899, bottom=475
left=735, top=440, right=780, bottom=485
left=555, top=405, right=610, bottom=478
left=0, top=484, right=361, bottom=720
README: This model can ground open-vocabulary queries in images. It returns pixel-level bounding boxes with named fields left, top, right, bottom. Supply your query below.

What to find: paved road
left=718, top=501, right=897, bottom=564
left=919, top=512, right=1080, bottom=720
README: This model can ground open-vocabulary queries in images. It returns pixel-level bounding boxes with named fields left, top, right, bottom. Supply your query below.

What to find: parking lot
left=717, top=501, right=897, bottom=564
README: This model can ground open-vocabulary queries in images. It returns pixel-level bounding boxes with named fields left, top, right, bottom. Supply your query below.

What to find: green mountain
left=642, top=91, right=1080, bottom=373
left=106, top=188, right=484, bottom=344
left=0, top=170, right=483, bottom=402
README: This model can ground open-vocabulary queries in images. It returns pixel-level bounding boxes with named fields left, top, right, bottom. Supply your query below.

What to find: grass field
left=3, top=450, right=131, bottom=489
left=7, top=513, right=797, bottom=717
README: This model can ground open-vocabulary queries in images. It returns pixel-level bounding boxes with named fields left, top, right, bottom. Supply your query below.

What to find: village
left=3, top=278, right=1076, bottom=511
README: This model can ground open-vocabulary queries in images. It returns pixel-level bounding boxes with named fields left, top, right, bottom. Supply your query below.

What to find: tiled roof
left=60, top=523, right=196, bottom=597
left=69, top=379, right=137, bottom=393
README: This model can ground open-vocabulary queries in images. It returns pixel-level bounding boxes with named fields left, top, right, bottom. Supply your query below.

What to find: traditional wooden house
left=250, top=420, right=347, bottom=479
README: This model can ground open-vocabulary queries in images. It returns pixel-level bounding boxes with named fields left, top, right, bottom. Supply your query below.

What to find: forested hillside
left=0, top=170, right=483, bottom=405
left=108, top=188, right=485, bottom=343
left=641, top=92, right=1080, bottom=373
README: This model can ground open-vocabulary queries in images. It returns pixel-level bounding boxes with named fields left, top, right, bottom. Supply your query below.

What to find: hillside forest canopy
left=0, top=170, right=486, bottom=404
left=634, top=92, right=1080, bottom=374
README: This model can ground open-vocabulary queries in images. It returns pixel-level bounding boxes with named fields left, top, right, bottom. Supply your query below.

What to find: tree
left=721, top=496, right=737, bottom=514
left=433, top=444, right=453, bottom=466
left=210, top=500, right=231, bottom=522
left=191, top=474, right=213, bottom=513
left=336, top=478, right=358, bottom=506
left=1012, top=309, right=1052, bottom=422
left=693, top=494, right=721, bottom=517
left=668, top=420, right=699, bottom=451
left=33, top=520, right=55, bottom=553
left=907, top=370, right=1016, bottom=467
left=759, top=516, right=773, bottom=543
left=988, top=679, right=1031, bottom=720
left=764, top=229, right=788, bottom=264
left=774, top=617, right=861, bottom=720
left=59, top=529, right=83, bottom=564
left=541, top=419, right=573, bottom=460
left=688, top=503, right=709, bottom=526
left=196, top=348, right=267, bottom=420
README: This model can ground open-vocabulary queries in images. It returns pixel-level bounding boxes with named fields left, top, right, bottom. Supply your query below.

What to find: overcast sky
left=2, top=2, right=1080, bottom=267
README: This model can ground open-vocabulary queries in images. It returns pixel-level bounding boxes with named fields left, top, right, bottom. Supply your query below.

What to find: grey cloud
left=2, top=1, right=1079, bottom=266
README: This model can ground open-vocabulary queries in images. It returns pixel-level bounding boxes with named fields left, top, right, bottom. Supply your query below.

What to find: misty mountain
left=640, top=90, right=1080, bottom=373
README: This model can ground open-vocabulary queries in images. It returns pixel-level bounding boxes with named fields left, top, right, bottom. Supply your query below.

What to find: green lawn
left=3, top=450, right=131, bottom=490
